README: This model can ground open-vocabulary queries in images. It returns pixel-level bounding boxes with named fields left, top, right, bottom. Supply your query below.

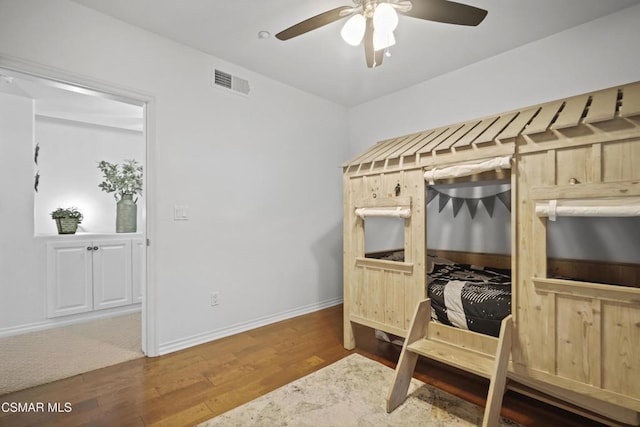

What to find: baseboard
left=157, top=297, right=343, bottom=356
left=0, top=304, right=142, bottom=338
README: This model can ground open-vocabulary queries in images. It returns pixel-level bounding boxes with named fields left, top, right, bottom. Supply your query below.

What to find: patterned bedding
left=427, top=255, right=511, bottom=337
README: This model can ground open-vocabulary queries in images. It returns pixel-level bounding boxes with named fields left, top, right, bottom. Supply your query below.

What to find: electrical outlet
left=210, top=291, right=220, bottom=306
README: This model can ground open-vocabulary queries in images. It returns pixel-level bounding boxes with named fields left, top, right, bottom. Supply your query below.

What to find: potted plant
left=98, top=159, right=143, bottom=233
left=50, top=207, right=83, bottom=234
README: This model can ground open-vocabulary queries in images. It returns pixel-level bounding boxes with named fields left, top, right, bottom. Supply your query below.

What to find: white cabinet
left=46, top=238, right=135, bottom=318
left=92, top=240, right=132, bottom=310
left=45, top=241, right=93, bottom=317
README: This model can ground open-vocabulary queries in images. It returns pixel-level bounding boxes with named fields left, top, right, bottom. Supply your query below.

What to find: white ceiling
left=71, top=0, right=640, bottom=107
left=0, top=69, right=144, bottom=131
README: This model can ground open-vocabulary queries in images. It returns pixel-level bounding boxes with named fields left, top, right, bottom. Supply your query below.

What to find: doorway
left=0, top=63, right=153, bottom=392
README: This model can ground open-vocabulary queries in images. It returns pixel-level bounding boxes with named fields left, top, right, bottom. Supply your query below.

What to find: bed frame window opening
left=426, top=180, right=512, bottom=255
left=424, top=180, right=513, bottom=338
left=546, top=215, right=640, bottom=288
left=364, top=216, right=406, bottom=262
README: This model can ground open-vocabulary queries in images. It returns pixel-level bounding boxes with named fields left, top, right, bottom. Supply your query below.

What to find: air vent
left=213, top=69, right=250, bottom=96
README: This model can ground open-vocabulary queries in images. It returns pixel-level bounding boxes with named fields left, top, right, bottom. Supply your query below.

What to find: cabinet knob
left=87, top=246, right=93, bottom=251
left=93, top=246, right=99, bottom=251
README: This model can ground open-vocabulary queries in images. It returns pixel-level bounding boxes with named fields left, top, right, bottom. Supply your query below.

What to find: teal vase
left=116, top=194, right=137, bottom=233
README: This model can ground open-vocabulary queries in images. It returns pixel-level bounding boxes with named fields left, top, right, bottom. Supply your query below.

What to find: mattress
left=427, top=256, right=511, bottom=337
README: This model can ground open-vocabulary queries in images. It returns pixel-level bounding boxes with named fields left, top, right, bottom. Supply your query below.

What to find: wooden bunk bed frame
left=342, top=81, right=640, bottom=425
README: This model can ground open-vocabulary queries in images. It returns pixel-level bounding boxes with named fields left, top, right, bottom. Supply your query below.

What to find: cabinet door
left=93, top=239, right=132, bottom=310
left=131, top=238, right=145, bottom=303
left=46, top=241, right=93, bottom=318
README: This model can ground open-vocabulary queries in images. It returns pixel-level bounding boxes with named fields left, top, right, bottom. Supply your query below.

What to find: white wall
left=35, top=116, right=145, bottom=234
left=0, top=0, right=349, bottom=352
left=348, top=4, right=640, bottom=257
left=0, top=93, right=41, bottom=329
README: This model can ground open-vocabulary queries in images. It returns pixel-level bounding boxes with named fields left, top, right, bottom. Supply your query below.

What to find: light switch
left=174, top=205, right=189, bottom=220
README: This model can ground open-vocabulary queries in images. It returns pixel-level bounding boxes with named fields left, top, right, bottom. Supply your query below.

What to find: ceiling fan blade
left=375, top=49, right=384, bottom=67
left=364, top=17, right=376, bottom=68
left=276, top=6, right=354, bottom=40
left=404, top=0, right=487, bottom=26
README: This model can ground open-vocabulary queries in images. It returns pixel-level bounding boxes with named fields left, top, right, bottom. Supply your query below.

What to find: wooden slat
left=533, top=278, right=640, bottom=304
left=416, top=124, right=464, bottom=154
left=551, top=95, right=589, bottom=130
left=370, top=134, right=420, bottom=163
left=584, top=88, right=618, bottom=123
left=386, top=299, right=431, bottom=412
left=620, top=81, right=640, bottom=118
left=475, top=112, right=519, bottom=144
left=427, top=322, right=499, bottom=355
left=530, top=181, right=640, bottom=200
left=515, top=365, right=640, bottom=412
left=522, top=101, right=564, bottom=135
left=589, top=299, right=602, bottom=388
left=349, top=314, right=408, bottom=338
left=483, top=315, right=513, bottom=427
left=587, top=143, right=602, bottom=183
left=402, top=126, right=449, bottom=157
left=354, top=195, right=411, bottom=208
left=497, top=107, right=540, bottom=139
left=453, top=116, right=500, bottom=148
left=357, top=136, right=407, bottom=165
left=407, top=339, right=495, bottom=378
left=355, top=257, right=414, bottom=274
left=434, top=121, right=482, bottom=152
left=384, top=132, right=433, bottom=160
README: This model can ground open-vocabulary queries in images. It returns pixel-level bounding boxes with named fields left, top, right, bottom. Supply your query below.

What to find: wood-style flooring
left=0, top=305, right=610, bottom=426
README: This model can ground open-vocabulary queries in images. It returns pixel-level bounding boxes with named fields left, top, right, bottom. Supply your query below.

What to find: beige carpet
left=0, top=313, right=143, bottom=395
left=200, top=353, right=520, bottom=427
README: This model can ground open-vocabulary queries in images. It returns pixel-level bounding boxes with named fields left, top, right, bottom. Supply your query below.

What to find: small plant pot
left=55, top=218, right=79, bottom=234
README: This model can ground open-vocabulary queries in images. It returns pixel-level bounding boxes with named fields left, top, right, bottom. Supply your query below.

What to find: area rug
left=199, top=353, right=520, bottom=426
left=0, top=312, right=142, bottom=395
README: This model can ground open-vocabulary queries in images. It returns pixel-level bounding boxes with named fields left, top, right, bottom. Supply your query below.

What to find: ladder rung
left=407, top=338, right=495, bottom=379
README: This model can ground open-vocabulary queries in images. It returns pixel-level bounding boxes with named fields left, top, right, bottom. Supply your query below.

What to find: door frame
left=0, top=53, right=158, bottom=356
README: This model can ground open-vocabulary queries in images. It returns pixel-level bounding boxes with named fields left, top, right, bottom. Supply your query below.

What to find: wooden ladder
left=386, top=299, right=513, bottom=427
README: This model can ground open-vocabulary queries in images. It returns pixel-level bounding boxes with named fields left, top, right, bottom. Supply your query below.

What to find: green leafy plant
left=50, top=207, right=83, bottom=223
left=97, top=159, right=143, bottom=201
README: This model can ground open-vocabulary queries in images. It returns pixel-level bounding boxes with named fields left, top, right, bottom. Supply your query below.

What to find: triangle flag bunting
left=427, top=188, right=511, bottom=218
left=438, top=194, right=450, bottom=212
left=465, top=198, right=480, bottom=219
left=481, top=196, right=496, bottom=217
left=452, top=198, right=465, bottom=217
left=496, top=190, right=511, bottom=211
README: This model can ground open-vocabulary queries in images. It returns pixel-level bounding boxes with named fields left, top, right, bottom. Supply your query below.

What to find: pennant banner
left=438, top=194, right=450, bottom=213
left=426, top=188, right=438, bottom=205
left=427, top=189, right=511, bottom=218
left=481, top=196, right=495, bottom=217
left=496, top=191, right=511, bottom=211
left=465, top=199, right=479, bottom=219
left=452, top=198, right=465, bottom=217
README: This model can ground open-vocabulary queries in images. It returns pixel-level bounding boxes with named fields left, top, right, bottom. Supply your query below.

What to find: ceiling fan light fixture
left=275, top=0, right=488, bottom=68
left=341, top=14, right=366, bottom=46
left=373, top=29, right=395, bottom=52
left=373, top=2, right=398, bottom=33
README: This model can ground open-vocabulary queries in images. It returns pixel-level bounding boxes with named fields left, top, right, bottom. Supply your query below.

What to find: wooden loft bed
left=342, top=81, right=640, bottom=425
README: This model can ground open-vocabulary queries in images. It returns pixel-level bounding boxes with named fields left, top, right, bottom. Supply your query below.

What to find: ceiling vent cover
left=213, top=69, right=250, bottom=96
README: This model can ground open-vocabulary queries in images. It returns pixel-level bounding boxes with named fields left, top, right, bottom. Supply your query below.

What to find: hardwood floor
left=0, top=305, right=611, bottom=426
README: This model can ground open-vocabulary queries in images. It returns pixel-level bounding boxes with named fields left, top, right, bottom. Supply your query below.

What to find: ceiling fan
left=276, top=0, right=487, bottom=68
